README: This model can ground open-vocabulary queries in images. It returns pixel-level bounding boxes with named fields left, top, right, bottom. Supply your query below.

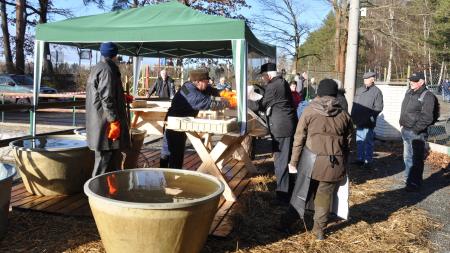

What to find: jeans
left=296, top=100, right=310, bottom=119
left=356, top=127, right=374, bottom=163
left=401, top=128, right=427, bottom=188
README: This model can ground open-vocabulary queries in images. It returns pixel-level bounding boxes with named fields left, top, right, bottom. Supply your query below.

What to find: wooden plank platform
left=10, top=148, right=253, bottom=237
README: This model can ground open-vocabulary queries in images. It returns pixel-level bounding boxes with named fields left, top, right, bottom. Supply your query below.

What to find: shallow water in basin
left=16, top=137, right=87, bottom=150
left=90, top=170, right=220, bottom=204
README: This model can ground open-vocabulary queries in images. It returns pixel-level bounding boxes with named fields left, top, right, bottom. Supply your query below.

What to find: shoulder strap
left=418, top=90, right=429, bottom=103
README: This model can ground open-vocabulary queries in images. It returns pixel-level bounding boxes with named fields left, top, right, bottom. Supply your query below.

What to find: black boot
left=160, top=156, right=169, bottom=168
left=278, top=205, right=300, bottom=234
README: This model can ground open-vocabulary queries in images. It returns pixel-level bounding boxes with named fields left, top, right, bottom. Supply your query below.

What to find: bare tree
left=15, top=0, right=26, bottom=74
left=0, top=0, right=14, bottom=72
left=326, top=0, right=349, bottom=83
left=104, top=0, right=250, bottom=19
left=252, top=0, right=309, bottom=73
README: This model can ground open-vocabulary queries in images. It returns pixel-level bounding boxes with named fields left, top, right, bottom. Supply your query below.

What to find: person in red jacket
left=290, top=80, right=302, bottom=108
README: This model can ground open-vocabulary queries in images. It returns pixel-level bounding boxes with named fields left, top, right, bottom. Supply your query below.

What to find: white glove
left=288, top=164, right=297, bottom=174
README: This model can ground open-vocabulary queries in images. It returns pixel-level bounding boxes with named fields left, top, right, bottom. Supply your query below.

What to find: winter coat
left=85, top=58, right=131, bottom=151
left=148, top=76, right=175, bottom=99
left=289, top=96, right=353, bottom=182
left=399, top=85, right=436, bottom=134
left=167, top=82, right=225, bottom=117
left=260, top=76, right=298, bottom=138
left=351, top=85, right=383, bottom=128
left=291, top=91, right=302, bottom=108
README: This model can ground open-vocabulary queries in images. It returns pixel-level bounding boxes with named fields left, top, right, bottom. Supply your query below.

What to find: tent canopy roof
left=36, top=1, right=275, bottom=58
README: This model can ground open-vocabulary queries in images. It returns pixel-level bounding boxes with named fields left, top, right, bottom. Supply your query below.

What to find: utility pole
left=344, top=0, right=360, bottom=112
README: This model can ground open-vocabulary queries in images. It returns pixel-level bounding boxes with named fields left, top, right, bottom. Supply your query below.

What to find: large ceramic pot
left=84, top=168, right=224, bottom=253
left=10, top=135, right=94, bottom=196
left=0, top=163, right=16, bottom=238
left=74, top=128, right=147, bottom=170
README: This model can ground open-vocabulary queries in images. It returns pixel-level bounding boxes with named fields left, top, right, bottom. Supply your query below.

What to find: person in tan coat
left=280, top=79, right=353, bottom=240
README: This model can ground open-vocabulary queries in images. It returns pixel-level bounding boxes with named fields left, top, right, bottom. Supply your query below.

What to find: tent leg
left=31, top=40, right=44, bottom=137
left=232, top=39, right=248, bottom=135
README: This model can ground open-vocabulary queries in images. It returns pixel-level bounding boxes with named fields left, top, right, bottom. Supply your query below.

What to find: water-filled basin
left=84, top=168, right=224, bottom=253
left=0, top=163, right=16, bottom=238
left=10, top=135, right=94, bottom=196
left=74, top=128, right=146, bottom=169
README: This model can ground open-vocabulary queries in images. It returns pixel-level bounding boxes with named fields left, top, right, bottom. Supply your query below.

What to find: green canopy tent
left=32, top=0, right=276, bottom=136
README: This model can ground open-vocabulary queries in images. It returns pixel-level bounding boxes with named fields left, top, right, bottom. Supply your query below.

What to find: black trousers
left=92, top=149, right=123, bottom=177
left=272, top=135, right=294, bottom=193
left=160, top=129, right=187, bottom=169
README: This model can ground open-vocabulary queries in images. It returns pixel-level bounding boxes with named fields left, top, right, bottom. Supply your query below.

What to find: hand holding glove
left=107, top=121, right=121, bottom=141
left=124, top=94, right=134, bottom=103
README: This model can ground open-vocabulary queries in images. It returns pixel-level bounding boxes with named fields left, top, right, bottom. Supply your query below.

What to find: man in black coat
left=258, top=63, right=298, bottom=203
left=85, top=42, right=131, bottom=177
left=148, top=69, right=175, bottom=99
left=400, top=72, right=437, bottom=192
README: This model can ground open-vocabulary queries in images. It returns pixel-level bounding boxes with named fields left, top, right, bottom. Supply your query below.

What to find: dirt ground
left=0, top=138, right=449, bottom=253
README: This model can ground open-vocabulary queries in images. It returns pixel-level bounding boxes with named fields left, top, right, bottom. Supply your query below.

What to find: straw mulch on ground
left=0, top=142, right=447, bottom=253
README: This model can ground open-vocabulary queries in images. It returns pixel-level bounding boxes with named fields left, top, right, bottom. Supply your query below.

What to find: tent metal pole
left=31, top=40, right=44, bottom=137
left=232, top=39, right=248, bottom=135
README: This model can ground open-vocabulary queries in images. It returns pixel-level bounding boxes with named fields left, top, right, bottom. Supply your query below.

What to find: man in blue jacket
left=160, top=69, right=230, bottom=169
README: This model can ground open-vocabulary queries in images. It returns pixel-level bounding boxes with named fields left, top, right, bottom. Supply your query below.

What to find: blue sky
left=49, top=0, right=331, bottom=64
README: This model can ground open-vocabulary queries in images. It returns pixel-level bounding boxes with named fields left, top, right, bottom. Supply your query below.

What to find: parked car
left=0, top=74, right=58, bottom=104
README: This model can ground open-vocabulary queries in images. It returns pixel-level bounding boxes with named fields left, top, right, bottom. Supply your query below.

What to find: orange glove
left=107, top=121, right=121, bottom=141
left=124, top=94, right=134, bottom=103
left=228, top=96, right=237, bottom=108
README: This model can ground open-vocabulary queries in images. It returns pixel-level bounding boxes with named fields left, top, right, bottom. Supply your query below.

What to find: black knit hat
left=317, top=79, right=338, bottom=97
left=99, top=42, right=118, bottom=58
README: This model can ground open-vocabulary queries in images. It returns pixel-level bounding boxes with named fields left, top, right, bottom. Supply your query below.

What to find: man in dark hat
left=257, top=62, right=298, bottom=204
left=350, top=71, right=384, bottom=168
left=282, top=79, right=353, bottom=240
left=85, top=42, right=131, bottom=177
left=400, top=71, right=438, bottom=192
left=160, top=69, right=231, bottom=169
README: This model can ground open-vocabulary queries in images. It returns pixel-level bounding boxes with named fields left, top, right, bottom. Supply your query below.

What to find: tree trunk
left=39, top=0, right=54, bottom=75
left=428, top=50, right=433, bottom=85
left=386, top=42, right=393, bottom=83
left=15, top=0, right=26, bottom=74
left=437, top=61, right=444, bottom=86
left=338, top=6, right=348, bottom=84
left=334, top=7, right=341, bottom=73
left=0, top=1, right=15, bottom=73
